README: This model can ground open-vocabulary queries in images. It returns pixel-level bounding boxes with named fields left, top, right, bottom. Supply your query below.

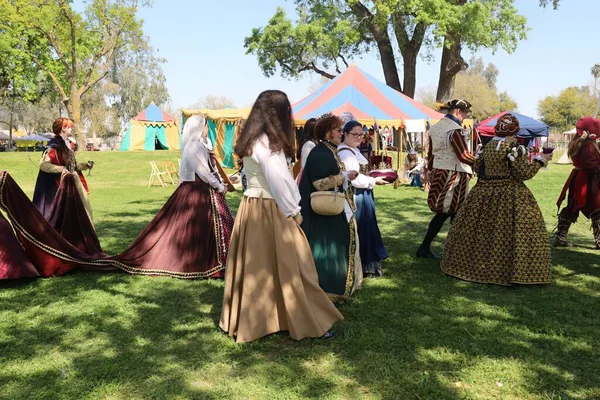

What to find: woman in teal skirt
left=299, top=114, right=363, bottom=302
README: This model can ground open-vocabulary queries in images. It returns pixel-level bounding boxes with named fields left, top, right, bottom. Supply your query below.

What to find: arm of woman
left=580, top=141, right=600, bottom=173
left=76, top=161, right=91, bottom=171
left=253, top=141, right=301, bottom=217
left=339, top=148, right=375, bottom=189
left=509, top=145, right=544, bottom=181
left=188, top=142, right=226, bottom=192
left=300, top=141, right=316, bottom=169
left=307, top=149, right=345, bottom=190
left=39, top=148, right=66, bottom=174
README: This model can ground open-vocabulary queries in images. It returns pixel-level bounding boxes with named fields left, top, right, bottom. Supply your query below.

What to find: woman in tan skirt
left=219, top=90, right=343, bottom=343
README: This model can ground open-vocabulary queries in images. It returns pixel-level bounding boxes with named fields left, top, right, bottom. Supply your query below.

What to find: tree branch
left=60, top=5, right=77, bottom=80
left=339, top=54, right=349, bottom=68
left=25, top=51, right=69, bottom=101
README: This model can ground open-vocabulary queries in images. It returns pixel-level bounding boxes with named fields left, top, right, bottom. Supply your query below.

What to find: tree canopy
left=538, top=86, right=595, bottom=130
left=244, top=0, right=541, bottom=100
left=0, top=0, right=150, bottom=148
left=246, top=1, right=556, bottom=102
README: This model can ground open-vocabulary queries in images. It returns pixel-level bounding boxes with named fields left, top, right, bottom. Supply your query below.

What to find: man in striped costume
left=416, top=99, right=475, bottom=259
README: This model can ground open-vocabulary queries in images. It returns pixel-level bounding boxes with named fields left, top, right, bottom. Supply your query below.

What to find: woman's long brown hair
left=51, top=118, right=75, bottom=167
left=234, top=90, right=295, bottom=158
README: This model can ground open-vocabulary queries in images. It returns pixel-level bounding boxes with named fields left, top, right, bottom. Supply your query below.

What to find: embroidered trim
left=326, top=216, right=357, bottom=303
left=0, top=171, right=224, bottom=279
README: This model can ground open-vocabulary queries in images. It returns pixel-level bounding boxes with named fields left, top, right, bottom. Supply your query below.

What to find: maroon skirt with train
left=113, top=174, right=234, bottom=278
left=0, top=171, right=233, bottom=280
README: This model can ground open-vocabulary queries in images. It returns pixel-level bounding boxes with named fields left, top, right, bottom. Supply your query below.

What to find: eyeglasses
left=348, top=132, right=364, bottom=138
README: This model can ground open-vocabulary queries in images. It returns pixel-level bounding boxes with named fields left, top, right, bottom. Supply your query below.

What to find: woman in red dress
left=554, top=117, right=600, bottom=247
left=32, top=118, right=93, bottom=221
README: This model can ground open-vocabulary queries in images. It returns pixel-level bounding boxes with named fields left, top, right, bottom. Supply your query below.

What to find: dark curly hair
left=314, top=115, right=343, bottom=142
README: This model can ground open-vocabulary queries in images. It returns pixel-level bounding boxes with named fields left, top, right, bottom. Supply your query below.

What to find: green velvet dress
left=299, top=141, right=361, bottom=302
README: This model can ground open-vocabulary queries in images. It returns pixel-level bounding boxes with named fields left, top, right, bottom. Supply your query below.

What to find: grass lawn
left=0, top=151, right=599, bottom=400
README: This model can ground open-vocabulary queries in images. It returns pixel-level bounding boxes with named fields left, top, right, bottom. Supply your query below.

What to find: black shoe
left=322, top=330, right=336, bottom=339
left=416, top=247, right=441, bottom=259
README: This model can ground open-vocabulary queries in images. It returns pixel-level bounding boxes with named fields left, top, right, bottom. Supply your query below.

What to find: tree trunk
left=436, top=35, right=468, bottom=103
left=66, top=90, right=86, bottom=151
left=347, top=1, right=402, bottom=92
left=375, top=39, right=402, bottom=93
left=402, top=49, right=418, bottom=98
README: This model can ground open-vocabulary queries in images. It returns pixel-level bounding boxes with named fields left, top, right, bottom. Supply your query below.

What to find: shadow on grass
left=0, top=184, right=598, bottom=399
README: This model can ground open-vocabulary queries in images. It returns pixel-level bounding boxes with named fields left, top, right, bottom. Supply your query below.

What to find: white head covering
left=179, top=114, right=214, bottom=183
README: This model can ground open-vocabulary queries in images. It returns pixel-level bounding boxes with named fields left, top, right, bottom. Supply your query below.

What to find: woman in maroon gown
left=113, top=114, right=234, bottom=278
left=0, top=114, right=234, bottom=280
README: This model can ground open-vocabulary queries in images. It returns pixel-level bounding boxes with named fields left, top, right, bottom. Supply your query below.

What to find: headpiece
left=494, top=113, right=520, bottom=137
left=317, top=112, right=334, bottom=121
left=340, top=112, right=355, bottom=124
left=408, top=148, right=417, bottom=155
left=436, top=99, right=472, bottom=112
left=343, top=120, right=363, bottom=133
left=575, top=117, right=600, bottom=140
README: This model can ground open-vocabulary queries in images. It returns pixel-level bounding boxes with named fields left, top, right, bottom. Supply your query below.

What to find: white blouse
left=244, top=135, right=301, bottom=217
left=300, top=140, right=316, bottom=169
left=179, top=137, right=225, bottom=192
left=338, top=143, right=376, bottom=190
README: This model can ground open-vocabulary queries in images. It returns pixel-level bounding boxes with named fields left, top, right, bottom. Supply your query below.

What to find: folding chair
left=148, top=160, right=169, bottom=187
left=163, top=161, right=179, bottom=185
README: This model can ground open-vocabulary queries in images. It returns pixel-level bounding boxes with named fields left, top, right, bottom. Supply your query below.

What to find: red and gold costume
left=555, top=117, right=600, bottom=247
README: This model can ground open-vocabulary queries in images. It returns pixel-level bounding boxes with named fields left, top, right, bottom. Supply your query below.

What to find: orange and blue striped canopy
left=292, top=65, right=442, bottom=125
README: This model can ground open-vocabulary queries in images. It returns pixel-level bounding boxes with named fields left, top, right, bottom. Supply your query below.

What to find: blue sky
left=136, top=0, right=599, bottom=118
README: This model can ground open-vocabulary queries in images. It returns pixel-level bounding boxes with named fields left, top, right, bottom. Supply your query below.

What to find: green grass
left=0, top=151, right=599, bottom=399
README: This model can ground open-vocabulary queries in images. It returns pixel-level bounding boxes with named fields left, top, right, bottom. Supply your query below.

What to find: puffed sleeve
left=39, top=148, right=65, bottom=174
left=186, top=141, right=225, bottom=192
left=339, top=147, right=375, bottom=189
left=307, top=148, right=345, bottom=190
left=253, top=139, right=301, bottom=217
left=508, top=144, right=543, bottom=181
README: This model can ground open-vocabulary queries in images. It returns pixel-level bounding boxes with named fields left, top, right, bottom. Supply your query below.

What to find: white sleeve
left=186, top=142, right=225, bottom=192
left=300, top=141, right=316, bottom=168
left=253, top=140, right=301, bottom=217
left=339, top=148, right=375, bottom=190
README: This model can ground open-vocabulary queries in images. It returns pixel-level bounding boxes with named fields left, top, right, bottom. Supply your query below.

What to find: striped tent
left=292, top=65, right=443, bottom=127
left=119, top=103, right=179, bottom=151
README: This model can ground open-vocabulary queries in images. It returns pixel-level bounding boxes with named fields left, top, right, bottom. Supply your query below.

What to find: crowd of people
left=1, top=91, right=599, bottom=343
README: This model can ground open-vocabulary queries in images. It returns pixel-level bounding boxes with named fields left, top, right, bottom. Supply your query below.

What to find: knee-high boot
left=552, top=209, right=573, bottom=247
left=591, top=209, right=600, bottom=249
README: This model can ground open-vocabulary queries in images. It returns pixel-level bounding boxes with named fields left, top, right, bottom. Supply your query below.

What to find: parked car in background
left=86, top=143, right=100, bottom=151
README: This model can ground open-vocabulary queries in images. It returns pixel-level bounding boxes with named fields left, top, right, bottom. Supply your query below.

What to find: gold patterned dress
left=440, top=138, right=551, bottom=285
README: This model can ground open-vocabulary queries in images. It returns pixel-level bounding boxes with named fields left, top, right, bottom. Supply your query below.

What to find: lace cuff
left=313, top=173, right=345, bottom=191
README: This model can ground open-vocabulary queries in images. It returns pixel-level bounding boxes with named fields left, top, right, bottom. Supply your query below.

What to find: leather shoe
left=416, top=247, right=441, bottom=259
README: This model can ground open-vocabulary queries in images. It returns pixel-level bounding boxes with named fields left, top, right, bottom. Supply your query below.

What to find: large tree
left=538, top=86, right=595, bottom=130
left=110, top=38, right=170, bottom=124
left=0, top=0, right=148, bottom=149
left=246, top=1, right=553, bottom=101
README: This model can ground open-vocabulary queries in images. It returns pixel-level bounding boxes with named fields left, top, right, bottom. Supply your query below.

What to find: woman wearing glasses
left=298, top=114, right=363, bottom=302
left=339, top=120, right=389, bottom=278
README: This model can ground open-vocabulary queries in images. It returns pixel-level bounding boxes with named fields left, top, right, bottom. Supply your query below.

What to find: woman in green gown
left=299, top=114, right=363, bottom=302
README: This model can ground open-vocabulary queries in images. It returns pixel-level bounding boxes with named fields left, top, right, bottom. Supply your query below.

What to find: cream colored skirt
left=220, top=196, right=343, bottom=343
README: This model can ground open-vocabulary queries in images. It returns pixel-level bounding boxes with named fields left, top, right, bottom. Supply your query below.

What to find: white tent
left=556, top=149, right=572, bottom=165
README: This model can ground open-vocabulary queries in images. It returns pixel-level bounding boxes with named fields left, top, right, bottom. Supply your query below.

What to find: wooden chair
left=163, top=161, right=179, bottom=185
left=148, top=160, right=170, bottom=187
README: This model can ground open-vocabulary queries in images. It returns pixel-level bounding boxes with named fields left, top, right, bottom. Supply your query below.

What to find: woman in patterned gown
left=441, top=113, right=553, bottom=285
